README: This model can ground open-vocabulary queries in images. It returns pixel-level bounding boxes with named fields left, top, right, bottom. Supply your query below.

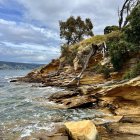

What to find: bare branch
left=119, top=0, right=139, bottom=28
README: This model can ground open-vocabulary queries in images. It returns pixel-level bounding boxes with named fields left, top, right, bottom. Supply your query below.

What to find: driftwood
left=66, top=42, right=107, bottom=86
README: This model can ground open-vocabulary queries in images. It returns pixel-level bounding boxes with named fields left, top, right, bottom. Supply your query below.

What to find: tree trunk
left=119, top=0, right=129, bottom=29
left=66, top=45, right=97, bottom=86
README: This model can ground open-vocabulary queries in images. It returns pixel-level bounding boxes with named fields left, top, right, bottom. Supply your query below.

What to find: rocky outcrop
left=47, top=76, right=140, bottom=112
left=65, top=120, right=99, bottom=140
left=48, top=90, right=97, bottom=109
left=17, top=59, right=60, bottom=83
left=97, top=76, right=140, bottom=115
left=46, top=76, right=140, bottom=140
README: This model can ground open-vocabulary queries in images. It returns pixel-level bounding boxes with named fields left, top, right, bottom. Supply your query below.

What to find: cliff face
left=19, top=31, right=139, bottom=87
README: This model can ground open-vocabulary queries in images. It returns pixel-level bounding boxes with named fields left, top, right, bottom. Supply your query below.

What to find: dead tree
left=97, top=41, right=107, bottom=58
left=119, top=0, right=140, bottom=29
left=66, top=42, right=107, bottom=86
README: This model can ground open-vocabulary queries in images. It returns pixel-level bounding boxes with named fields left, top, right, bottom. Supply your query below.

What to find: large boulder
left=65, top=120, right=99, bottom=140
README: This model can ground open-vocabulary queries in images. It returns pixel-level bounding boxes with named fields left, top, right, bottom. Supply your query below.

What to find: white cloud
left=0, top=19, right=60, bottom=44
left=0, top=19, right=60, bottom=63
left=18, top=0, right=122, bottom=34
left=0, top=0, right=124, bottom=63
left=0, top=42, right=60, bottom=63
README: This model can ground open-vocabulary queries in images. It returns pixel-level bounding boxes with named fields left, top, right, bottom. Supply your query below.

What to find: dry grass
left=69, top=31, right=121, bottom=52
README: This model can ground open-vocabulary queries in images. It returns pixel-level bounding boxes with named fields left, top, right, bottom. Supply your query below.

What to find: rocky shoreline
left=16, top=73, right=140, bottom=140
left=15, top=46, right=140, bottom=139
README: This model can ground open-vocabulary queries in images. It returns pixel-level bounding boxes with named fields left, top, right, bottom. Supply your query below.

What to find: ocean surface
left=0, top=70, right=104, bottom=139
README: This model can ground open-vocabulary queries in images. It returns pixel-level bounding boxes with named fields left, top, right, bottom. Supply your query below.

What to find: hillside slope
left=19, top=31, right=140, bottom=86
left=0, top=61, right=43, bottom=70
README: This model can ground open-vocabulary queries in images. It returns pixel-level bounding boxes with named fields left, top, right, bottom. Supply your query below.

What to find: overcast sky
left=0, top=0, right=123, bottom=64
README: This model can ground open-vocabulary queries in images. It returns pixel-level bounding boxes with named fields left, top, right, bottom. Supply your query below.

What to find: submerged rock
left=48, top=90, right=78, bottom=100
left=19, top=124, right=68, bottom=140
left=10, top=79, right=18, bottom=82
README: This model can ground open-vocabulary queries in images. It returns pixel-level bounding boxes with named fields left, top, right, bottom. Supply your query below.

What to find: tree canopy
left=104, top=25, right=119, bottom=34
left=124, top=3, right=140, bottom=45
left=59, top=16, right=94, bottom=45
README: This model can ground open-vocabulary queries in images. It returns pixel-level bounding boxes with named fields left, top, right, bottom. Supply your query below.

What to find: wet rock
left=19, top=136, right=32, bottom=140
left=48, top=90, right=78, bottom=100
left=62, top=95, right=97, bottom=109
left=20, top=124, right=68, bottom=140
left=65, top=120, right=99, bottom=140
left=48, top=89, right=98, bottom=109
left=10, top=79, right=18, bottom=82
left=49, top=92, right=97, bottom=109
left=20, top=135, right=68, bottom=140
left=93, top=116, right=123, bottom=125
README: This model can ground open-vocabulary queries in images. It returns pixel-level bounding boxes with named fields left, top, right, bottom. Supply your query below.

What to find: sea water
left=0, top=70, right=104, bottom=139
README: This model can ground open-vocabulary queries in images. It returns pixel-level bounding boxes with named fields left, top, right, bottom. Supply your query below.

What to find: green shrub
left=92, top=64, right=110, bottom=79
left=107, top=32, right=129, bottom=71
left=102, top=66, right=111, bottom=79
left=61, top=44, right=70, bottom=57
left=61, top=44, right=77, bottom=66
left=104, top=25, right=119, bottom=34
left=124, top=4, right=140, bottom=46
left=123, top=62, right=140, bottom=79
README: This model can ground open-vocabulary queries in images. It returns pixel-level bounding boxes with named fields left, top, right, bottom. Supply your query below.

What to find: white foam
left=24, top=98, right=32, bottom=103
left=21, top=129, right=33, bottom=137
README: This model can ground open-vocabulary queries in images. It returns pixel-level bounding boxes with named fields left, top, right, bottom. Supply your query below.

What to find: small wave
left=21, top=128, right=33, bottom=138
left=0, top=84, right=5, bottom=87
left=24, top=98, right=32, bottom=103
left=4, top=75, right=21, bottom=80
left=20, top=123, right=56, bottom=138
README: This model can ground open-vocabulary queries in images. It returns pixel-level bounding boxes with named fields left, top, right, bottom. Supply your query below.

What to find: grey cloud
left=0, top=19, right=60, bottom=45
left=18, top=0, right=123, bottom=34
left=0, top=43, right=60, bottom=63
left=0, top=0, right=124, bottom=63
left=0, top=19, right=60, bottom=63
